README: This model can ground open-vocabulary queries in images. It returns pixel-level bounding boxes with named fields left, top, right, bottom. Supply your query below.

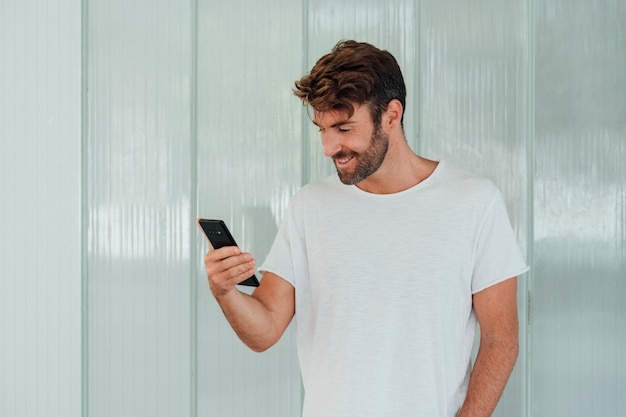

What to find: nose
left=321, top=131, right=342, bottom=158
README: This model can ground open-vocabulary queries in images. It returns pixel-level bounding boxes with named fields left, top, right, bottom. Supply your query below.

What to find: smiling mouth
left=334, top=153, right=355, bottom=166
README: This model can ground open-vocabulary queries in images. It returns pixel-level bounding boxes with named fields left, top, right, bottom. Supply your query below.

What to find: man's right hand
left=202, top=246, right=257, bottom=298
left=198, top=222, right=295, bottom=352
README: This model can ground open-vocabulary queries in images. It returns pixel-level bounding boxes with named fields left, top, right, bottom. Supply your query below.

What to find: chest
left=301, top=196, right=479, bottom=306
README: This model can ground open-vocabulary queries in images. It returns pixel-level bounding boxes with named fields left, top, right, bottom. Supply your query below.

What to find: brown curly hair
left=294, top=40, right=406, bottom=128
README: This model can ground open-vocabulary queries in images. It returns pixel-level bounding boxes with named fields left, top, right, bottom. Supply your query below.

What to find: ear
left=382, top=99, right=403, bottom=130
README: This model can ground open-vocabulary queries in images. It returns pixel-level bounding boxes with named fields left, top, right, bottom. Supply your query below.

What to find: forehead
left=312, top=103, right=371, bottom=127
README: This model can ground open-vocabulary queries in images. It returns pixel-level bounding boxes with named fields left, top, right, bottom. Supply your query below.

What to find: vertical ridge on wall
left=414, top=0, right=423, bottom=154
left=300, top=0, right=311, bottom=187
left=81, top=0, right=90, bottom=414
left=189, top=0, right=199, bottom=415
left=524, top=1, right=536, bottom=416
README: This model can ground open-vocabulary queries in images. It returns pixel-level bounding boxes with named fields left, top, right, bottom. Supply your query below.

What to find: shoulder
left=302, top=174, right=343, bottom=192
left=434, top=161, right=500, bottom=201
left=291, top=174, right=346, bottom=204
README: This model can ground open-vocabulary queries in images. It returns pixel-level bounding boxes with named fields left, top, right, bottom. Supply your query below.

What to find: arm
left=457, top=277, right=519, bottom=417
left=202, top=244, right=295, bottom=352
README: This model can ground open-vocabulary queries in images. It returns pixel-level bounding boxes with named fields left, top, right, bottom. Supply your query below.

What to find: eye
left=337, top=127, right=350, bottom=133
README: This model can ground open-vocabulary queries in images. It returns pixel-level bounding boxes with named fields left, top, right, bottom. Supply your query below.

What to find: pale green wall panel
left=0, top=1, right=82, bottom=416
left=532, top=1, right=626, bottom=416
left=85, top=0, right=193, bottom=415
left=196, top=0, right=303, bottom=415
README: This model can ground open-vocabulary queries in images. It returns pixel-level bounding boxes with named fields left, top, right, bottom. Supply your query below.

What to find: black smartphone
left=197, top=219, right=260, bottom=287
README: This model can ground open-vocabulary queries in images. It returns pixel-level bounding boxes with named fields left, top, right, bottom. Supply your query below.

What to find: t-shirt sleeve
left=471, top=188, right=530, bottom=294
left=258, top=199, right=300, bottom=288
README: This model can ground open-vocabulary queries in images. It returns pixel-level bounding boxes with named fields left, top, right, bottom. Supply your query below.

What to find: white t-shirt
left=259, top=161, right=529, bottom=417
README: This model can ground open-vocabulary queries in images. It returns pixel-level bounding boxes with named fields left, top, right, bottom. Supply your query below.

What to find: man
left=201, top=40, right=529, bottom=417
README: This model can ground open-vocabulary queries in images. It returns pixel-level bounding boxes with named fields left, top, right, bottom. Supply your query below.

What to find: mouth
left=333, top=153, right=355, bottom=167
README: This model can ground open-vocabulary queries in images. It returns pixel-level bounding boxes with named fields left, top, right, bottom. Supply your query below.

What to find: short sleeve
left=258, top=199, right=300, bottom=288
left=471, top=189, right=530, bottom=293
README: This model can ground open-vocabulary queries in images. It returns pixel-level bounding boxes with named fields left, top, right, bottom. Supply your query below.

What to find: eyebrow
left=312, top=119, right=355, bottom=129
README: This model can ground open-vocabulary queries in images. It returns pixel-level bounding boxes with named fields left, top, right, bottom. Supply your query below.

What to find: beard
left=333, top=124, right=390, bottom=185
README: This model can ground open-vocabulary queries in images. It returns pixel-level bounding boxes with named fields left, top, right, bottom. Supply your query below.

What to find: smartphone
left=197, top=219, right=260, bottom=287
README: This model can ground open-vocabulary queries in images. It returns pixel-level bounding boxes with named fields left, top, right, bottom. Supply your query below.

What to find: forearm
left=214, top=289, right=282, bottom=352
left=457, top=337, right=519, bottom=417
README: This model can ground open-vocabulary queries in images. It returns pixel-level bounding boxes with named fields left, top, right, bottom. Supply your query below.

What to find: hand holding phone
left=197, top=219, right=260, bottom=287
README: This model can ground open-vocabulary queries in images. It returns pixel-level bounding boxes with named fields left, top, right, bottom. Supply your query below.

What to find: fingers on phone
left=229, top=254, right=255, bottom=275
left=205, top=250, right=254, bottom=281
left=205, top=246, right=240, bottom=263
left=225, top=254, right=255, bottom=281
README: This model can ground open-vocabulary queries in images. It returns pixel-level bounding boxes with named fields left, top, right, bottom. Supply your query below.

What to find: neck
left=356, top=138, right=438, bottom=194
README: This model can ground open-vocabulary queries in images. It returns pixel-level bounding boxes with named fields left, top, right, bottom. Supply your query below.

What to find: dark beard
left=334, top=125, right=389, bottom=185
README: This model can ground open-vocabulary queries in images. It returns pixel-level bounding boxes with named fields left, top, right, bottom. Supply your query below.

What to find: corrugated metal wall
left=1, top=0, right=624, bottom=416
